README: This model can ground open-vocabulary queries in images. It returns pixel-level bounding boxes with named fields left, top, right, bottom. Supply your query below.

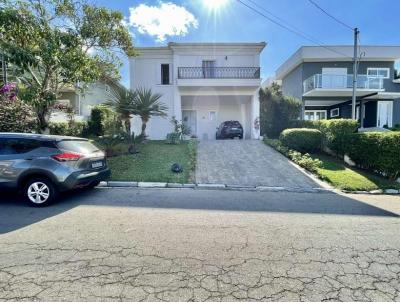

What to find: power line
left=307, top=0, right=353, bottom=31
left=236, top=0, right=351, bottom=58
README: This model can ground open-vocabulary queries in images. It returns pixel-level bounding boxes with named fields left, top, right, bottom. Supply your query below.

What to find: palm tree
left=133, top=87, right=168, bottom=137
left=105, top=81, right=136, bottom=134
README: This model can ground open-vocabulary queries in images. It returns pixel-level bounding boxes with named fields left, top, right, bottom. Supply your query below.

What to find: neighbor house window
left=209, top=111, right=216, bottom=121
left=367, top=67, right=390, bottom=79
left=105, top=84, right=111, bottom=93
left=330, top=108, right=340, bottom=117
left=304, top=110, right=327, bottom=121
left=161, top=64, right=170, bottom=85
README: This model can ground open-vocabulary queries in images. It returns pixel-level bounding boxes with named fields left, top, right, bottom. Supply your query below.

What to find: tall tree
left=133, top=87, right=167, bottom=138
left=0, top=0, right=136, bottom=132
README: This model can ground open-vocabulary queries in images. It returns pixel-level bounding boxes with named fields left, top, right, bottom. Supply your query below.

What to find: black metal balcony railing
left=178, top=67, right=260, bottom=79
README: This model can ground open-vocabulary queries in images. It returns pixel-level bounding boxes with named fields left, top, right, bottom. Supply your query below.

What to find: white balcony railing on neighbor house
left=178, top=67, right=260, bottom=79
left=303, top=74, right=384, bottom=94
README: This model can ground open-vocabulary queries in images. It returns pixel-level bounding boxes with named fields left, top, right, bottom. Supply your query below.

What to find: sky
left=94, top=0, right=400, bottom=87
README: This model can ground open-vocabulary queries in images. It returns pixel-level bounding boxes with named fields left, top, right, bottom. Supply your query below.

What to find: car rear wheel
left=23, top=177, right=58, bottom=207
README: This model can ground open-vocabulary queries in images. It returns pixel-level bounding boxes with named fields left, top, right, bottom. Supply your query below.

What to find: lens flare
left=203, top=0, right=228, bottom=10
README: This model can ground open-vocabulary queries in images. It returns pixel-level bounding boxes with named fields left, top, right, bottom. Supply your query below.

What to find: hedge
left=49, top=122, right=87, bottom=137
left=279, top=128, right=323, bottom=153
left=347, top=132, right=400, bottom=180
left=316, top=119, right=358, bottom=157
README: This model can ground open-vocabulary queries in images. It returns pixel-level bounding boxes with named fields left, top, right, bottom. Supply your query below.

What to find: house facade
left=276, top=46, right=400, bottom=128
left=129, top=42, right=266, bottom=139
left=50, top=82, right=112, bottom=122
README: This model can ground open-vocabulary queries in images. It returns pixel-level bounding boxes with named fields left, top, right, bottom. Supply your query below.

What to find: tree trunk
left=141, top=118, right=148, bottom=137
left=124, top=119, right=131, bottom=134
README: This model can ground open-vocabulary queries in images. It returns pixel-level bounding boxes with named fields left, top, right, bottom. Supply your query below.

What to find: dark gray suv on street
left=0, top=133, right=111, bottom=206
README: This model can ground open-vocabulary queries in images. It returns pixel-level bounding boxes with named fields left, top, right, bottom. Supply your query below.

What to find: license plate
left=91, top=161, right=103, bottom=168
left=231, top=128, right=238, bottom=130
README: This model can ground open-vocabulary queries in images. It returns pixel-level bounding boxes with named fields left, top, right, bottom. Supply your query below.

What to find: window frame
left=367, top=67, right=390, bottom=79
left=161, top=64, right=170, bottom=85
left=330, top=108, right=340, bottom=118
left=304, top=110, right=327, bottom=121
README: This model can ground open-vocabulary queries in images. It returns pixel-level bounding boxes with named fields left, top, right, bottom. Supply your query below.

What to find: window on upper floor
left=161, top=64, right=170, bottom=85
left=395, top=61, right=400, bottom=80
left=105, top=84, right=111, bottom=93
left=367, top=67, right=390, bottom=79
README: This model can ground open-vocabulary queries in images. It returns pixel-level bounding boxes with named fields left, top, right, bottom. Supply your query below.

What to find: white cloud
left=128, top=2, right=198, bottom=42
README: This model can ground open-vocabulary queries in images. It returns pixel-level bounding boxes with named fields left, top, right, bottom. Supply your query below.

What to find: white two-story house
left=129, top=42, right=266, bottom=140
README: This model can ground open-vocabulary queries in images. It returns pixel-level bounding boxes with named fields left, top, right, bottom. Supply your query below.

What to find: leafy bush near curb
left=49, top=122, right=87, bottom=137
left=347, top=132, right=400, bottom=180
left=280, top=128, right=323, bottom=153
left=264, top=138, right=322, bottom=173
left=264, top=138, right=290, bottom=156
left=288, top=150, right=322, bottom=173
left=316, top=119, right=358, bottom=157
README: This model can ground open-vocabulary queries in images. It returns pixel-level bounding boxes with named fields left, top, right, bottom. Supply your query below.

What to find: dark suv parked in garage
left=216, top=121, right=243, bottom=139
left=0, top=133, right=110, bottom=206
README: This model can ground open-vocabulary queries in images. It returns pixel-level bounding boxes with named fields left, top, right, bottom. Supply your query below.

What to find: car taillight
left=52, top=152, right=83, bottom=162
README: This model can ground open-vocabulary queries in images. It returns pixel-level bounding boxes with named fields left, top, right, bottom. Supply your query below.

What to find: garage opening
left=181, top=95, right=252, bottom=140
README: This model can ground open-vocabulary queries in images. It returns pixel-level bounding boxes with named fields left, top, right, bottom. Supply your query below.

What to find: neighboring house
left=275, top=46, right=400, bottom=128
left=129, top=42, right=266, bottom=140
left=50, top=82, right=113, bottom=122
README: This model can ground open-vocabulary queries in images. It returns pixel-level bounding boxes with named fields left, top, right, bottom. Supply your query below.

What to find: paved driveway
left=196, top=140, right=320, bottom=188
left=0, top=188, right=399, bottom=301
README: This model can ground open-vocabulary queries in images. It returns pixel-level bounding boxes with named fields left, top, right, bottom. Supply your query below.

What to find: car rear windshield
left=57, top=140, right=99, bottom=154
left=225, top=121, right=241, bottom=127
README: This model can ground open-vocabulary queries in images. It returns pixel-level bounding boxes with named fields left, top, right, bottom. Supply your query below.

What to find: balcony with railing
left=303, top=74, right=384, bottom=96
left=178, top=67, right=260, bottom=79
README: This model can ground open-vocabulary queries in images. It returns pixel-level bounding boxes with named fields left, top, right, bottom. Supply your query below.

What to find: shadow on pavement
left=0, top=188, right=398, bottom=235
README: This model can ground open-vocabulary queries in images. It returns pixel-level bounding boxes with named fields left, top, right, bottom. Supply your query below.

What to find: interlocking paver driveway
left=195, top=140, right=320, bottom=187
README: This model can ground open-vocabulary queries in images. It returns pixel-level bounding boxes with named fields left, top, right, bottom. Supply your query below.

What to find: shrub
left=279, top=128, right=323, bottom=153
left=166, top=132, right=181, bottom=145
left=288, top=150, right=322, bottom=173
left=288, top=119, right=318, bottom=129
left=48, top=122, right=87, bottom=137
left=87, top=107, right=104, bottom=136
left=316, top=119, right=358, bottom=157
left=0, top=83, right=36, bottom=133
left=264, top=138, right=290, bottom=156
left=347, top=132, right=400, bottom=180
left=85, top=105, right=123, bottom=137
left=259, top=86, right=302, bottom=138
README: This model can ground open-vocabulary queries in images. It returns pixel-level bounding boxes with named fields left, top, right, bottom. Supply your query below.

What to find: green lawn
left=106, top=141, right=192, bottom=183
left=314, top=154, right=400, bottom=191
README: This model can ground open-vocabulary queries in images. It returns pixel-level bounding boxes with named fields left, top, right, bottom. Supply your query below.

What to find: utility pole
left=351, top=27, right=359, bottom=120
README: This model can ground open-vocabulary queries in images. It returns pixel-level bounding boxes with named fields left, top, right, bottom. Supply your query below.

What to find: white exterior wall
left=129, top=42, right=266, bottom=140
left=50, top=82, right=111, bottom=122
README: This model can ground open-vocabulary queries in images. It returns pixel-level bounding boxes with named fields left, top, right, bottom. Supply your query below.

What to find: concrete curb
left=101, top=181, right=338, bottom=194
left=100, top=181, right=400, bottom=195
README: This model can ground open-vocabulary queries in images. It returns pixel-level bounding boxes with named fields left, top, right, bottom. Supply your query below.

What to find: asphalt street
left=0, top=188, right=399, bottom=301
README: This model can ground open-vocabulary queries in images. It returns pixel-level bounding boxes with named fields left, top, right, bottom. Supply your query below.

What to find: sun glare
left=203, top=0, right=228, bottom=10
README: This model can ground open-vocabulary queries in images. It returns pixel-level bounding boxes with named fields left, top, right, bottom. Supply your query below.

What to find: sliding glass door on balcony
left=202, top=61, right=216, bottom=78
left=321, top=68, right=347, bottom=89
